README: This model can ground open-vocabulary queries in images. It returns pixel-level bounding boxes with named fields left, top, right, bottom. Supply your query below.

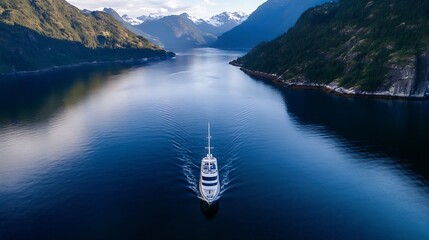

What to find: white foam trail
left=182, top=160, right=199, bottom=194
left=169, top=105, right=252, bottom=201
left=174, top=130, right=239, bottom=200
left=173, top=135, right=199, bottom=195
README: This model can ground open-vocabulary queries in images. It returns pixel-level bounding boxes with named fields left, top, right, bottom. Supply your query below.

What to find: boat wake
left=172, top=127, right=242, bottom=202
left=163, top=103, right=251, bottom=202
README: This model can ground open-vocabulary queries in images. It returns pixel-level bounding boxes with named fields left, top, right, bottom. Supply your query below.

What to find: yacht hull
left=199, top=179, right=220, bottom=205
left=199, top=123, right=220, bottom=205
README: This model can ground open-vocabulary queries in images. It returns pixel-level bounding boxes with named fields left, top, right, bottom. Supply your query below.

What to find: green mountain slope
left=0, top=23, right=170, bottom=73
left=0, top=0, right=172, bottom=73
left=237, top=0, right=429, bottom=97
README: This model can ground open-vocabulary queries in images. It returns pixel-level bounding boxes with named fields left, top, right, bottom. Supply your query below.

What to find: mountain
left=235, top=0, right=429, bottom=98
left=136, top=13, right=216, bottom=50
left=102, top=8, right=163, bottom=46
left=81, top=9, right=92, bottom=15
left=0, top=0, right=172, bottom=74
left=136, top=14, right=164, bottom=23
left=206, top=12, right=248, bottom=27
left=121, top=14, right=143, bottom=25
left=212, top=0, right=331, bottom=49
left=130, top=12, right=248, bottom=49
left=196, top=12, right=248, bottom=36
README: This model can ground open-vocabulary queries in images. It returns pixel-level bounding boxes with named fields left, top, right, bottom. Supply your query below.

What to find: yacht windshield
left=202, top=161, right=217, bottom=174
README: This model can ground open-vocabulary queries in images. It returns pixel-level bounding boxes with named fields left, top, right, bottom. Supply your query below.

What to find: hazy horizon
left=66, top=0, right=266, bottom=20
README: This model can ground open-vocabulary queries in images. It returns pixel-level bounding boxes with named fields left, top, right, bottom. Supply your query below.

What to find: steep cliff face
left=386, top=54, right=429, bottom=97
left=236, top=0, right=429, bottom=98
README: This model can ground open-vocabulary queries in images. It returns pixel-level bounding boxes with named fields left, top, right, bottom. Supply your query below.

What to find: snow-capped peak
left=207, top=12, right=249, bottom=27
left=181, top=13, right=205, bottom=25
left=121, top=14, right=143, bottom=25
left=137, top=13, right=164, bottom=23
left=121, top=11, right=248, bottom=27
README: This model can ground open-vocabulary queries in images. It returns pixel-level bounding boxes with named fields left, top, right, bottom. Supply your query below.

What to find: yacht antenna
left=207, top=122, right=213, bottom=157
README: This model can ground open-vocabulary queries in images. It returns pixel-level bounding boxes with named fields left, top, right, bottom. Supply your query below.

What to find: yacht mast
left=207, top=122, right=212, bottom=157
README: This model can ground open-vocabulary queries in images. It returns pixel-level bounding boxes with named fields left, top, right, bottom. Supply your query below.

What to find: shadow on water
left=281, top=87, right=429, bottom=180
left=0, top=63, right=140, bottom=126
left=244, top=74, right=429, bottom=182
left=200, top=200, right=219, bottom=219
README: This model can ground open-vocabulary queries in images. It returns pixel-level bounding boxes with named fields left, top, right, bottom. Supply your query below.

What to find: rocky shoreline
left=0, top=55, right=174, bottom=78
left=230, top=61, right=429, bottom=99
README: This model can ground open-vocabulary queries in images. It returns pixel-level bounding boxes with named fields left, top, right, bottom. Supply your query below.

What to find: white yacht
left=199, top=123, right=220, bottom=205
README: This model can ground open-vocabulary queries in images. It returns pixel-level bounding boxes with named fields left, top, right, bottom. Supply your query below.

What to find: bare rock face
left=334, top=53, right=429, bottom=98
left=385, top=54, right=429, bottom=98
left=418, top=53, right=429, bottom=97
left=387, top=60, right=417, bottom=97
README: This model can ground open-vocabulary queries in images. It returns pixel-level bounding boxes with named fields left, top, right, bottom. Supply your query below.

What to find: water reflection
left=0, top=64, right=148, bottom=189
left=277, top=88, right=429, bottom=180
left=0, top=64, right=134, bottom=125
left=0, top=109, right=90, bottom=189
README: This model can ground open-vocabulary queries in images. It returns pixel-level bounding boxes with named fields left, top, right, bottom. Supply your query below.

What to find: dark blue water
left=1, top=48, right=429, bottom=239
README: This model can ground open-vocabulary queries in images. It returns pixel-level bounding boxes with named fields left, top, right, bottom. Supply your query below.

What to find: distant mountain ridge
left=121, top=14, right=143, bottom=25
left=195, top=12, right=249, bottom=36
left=206, top=12, right=248, bottom=27
left=126, top=12, right=248, bottom=28
left=0, top=0, right=171, bottom=73
left=213, top=0, right=331, bottom=49
left=102, top=8, right=163, bottom=46
left=136, top=13, right=216, bottom=50
left=119, top=11, right=248, bottom=47
left=126, top=11, right=248, bottom=50
left=136, top=14, right=164, bottom=23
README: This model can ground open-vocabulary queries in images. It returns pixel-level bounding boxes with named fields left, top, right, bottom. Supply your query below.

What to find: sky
left=66, top=0, right=266, bottom=19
